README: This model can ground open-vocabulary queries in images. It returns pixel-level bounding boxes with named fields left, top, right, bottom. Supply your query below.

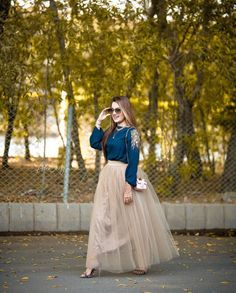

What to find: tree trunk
left=49, top=0, right=87, bottom=179
left=199, top=105, right=215, bottom=175
left=52, top=100, right=65, bottom=149
left=2, top=103, right=18, bottom=168
left=169, top=64, right=203, bottom=194
left=184, top=100, right=202, bottom=178
left=144, top=68, right=159, bottom=181
left=221, top=124, right=236, bottom=192
left=174, top=65, right=202, bottom=179
left=93, top=93, right=101, bottom=182
left=23, top=123, right=31, bottom=160
left=71, top=106, right=87, bottom=177
left=168, top=105, right=185, bottom=191
left=0, top=0, right=11, bottom=37
left=126, top=63, right=142, bottom=98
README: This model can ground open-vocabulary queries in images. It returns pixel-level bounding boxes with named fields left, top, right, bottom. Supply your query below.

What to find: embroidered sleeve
left=125, top=128, right=140, bottom=187
left=130, top=129, right=141, bottom=150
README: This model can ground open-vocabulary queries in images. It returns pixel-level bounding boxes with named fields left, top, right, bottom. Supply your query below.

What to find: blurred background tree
left=0, top=0, right=235, bottom=201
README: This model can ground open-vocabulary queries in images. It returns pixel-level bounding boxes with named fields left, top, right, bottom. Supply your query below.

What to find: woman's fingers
left=124, top=183, right=133, bottom=204
left=99, top=108, right=111, bottom=121
left=124, top=199, right=132, bottom=204
left=124, top=193, right=133, bottom=204
left=103, top=107, right=111, bottom=111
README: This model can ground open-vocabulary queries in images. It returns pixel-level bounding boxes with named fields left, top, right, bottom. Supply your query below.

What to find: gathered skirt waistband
left=107, top=160, right=127, bottom=166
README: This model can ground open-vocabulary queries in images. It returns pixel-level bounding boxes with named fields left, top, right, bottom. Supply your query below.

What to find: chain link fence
left=0, top=100, right=236, bottom=204
left=0, top=0, right=235, bottom=206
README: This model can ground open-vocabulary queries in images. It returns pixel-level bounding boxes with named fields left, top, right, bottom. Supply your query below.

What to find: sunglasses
left=107, top=107, right=122, bottom=114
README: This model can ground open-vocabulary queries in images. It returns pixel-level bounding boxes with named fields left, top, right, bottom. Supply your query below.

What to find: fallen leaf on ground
left=206, top=243, right=215, bottom=247
left=117, top=284, right=128, bottom=287
left=47, top=275, right=58, bottom=280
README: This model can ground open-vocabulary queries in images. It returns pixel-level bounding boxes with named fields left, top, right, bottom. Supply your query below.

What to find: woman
left=80, top=96, right=180, bottom=278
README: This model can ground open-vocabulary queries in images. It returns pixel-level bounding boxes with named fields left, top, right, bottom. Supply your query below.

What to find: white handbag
left=136, top=178, right=147, bottom=190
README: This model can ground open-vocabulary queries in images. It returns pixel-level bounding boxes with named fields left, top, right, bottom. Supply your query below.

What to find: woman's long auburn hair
left=102, top=96, right=137, bottom=159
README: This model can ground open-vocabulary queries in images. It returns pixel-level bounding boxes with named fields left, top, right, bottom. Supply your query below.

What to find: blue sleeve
left=89, top=126, right=104, bottom=151
left=125, top=128, right=140, bottom=187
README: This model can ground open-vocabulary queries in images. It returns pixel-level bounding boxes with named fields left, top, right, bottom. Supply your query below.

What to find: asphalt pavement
left=0, top=232, right=236, bottom=293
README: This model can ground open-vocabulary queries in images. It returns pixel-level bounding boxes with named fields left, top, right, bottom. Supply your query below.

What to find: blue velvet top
left=90, top=125, right=140, bottom=187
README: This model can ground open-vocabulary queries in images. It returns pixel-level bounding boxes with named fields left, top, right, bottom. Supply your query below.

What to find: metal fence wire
left=0, top=98, right=236, bottom=204
left=0, top=0, right=236, bottom=203
left=0, top=0, right=235, bottom=206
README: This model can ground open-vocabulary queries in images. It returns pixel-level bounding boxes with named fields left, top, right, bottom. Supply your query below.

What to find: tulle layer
left=86, top=160, right=180, bottom=273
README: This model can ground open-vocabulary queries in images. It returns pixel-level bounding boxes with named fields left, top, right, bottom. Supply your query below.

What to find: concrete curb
left=0, top=203, right=236, bottom=232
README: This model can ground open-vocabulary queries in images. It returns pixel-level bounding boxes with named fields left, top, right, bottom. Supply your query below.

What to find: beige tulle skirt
left=86, top=160, right=180, bottom=273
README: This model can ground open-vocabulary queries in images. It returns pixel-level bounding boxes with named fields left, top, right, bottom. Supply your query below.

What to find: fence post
left=63, top=103, right=73, bottom=203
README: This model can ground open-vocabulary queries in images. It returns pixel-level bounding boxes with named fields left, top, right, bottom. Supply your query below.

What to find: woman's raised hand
left=98, top=107, right=111, bottom=121
left=95, top=107, right=111, bottom=129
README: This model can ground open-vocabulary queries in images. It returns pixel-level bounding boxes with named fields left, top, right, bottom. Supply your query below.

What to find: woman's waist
left=107, top=160, right=128, bottom=166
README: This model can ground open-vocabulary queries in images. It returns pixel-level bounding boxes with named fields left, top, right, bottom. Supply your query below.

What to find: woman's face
left=110, top=101, right=126, bottom=124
